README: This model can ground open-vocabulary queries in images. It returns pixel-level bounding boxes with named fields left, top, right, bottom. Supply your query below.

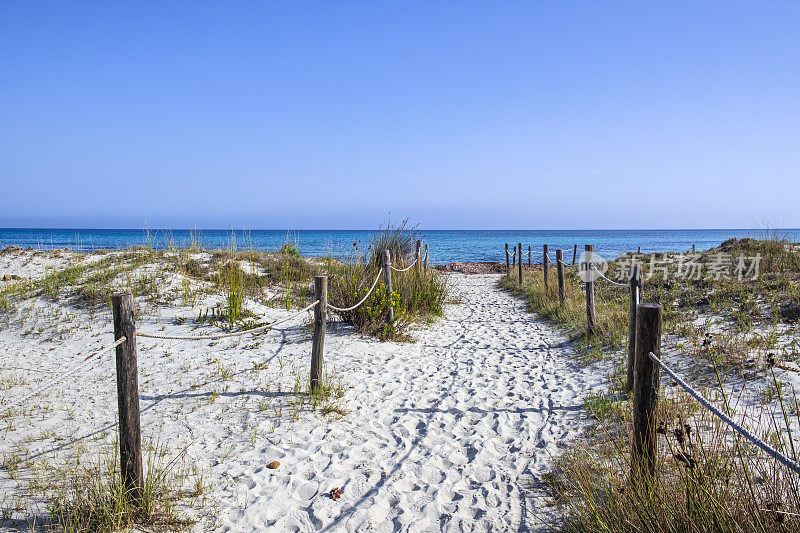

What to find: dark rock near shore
left=436, top=262, right=507, bottom=274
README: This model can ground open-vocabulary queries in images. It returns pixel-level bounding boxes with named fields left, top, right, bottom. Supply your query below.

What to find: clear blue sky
left=1, top=1, right=798, bottom=230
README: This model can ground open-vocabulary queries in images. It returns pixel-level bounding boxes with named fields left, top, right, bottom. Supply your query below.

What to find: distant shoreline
left=2, top=228, right=797, bottom=266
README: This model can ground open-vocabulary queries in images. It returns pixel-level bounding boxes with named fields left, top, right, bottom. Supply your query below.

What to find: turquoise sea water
left=1, top=228, right=798, bottom=265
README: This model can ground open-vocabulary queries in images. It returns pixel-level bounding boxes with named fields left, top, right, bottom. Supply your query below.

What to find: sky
left=1, top=1, right=799, bottom=230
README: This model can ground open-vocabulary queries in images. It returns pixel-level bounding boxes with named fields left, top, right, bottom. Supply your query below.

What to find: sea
left=1, top=228, right=798, bottom=266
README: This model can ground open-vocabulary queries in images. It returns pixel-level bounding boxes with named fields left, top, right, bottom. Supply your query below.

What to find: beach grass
left=325, top=225, right=448, bottom=340
left=0, top=224, right=448, bottom=342
left=499, top=239, right=800, bottom=531
left=500, top=238, right=800, bottom=371
left=546, top=367, right=800, bottom=532
left=27, top=441, right=191, bottom=532
left=498, top=263, right=628, bottom=358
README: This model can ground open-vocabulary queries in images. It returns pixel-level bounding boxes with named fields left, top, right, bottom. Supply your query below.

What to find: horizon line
left=1, top=226, right=798, bottom=233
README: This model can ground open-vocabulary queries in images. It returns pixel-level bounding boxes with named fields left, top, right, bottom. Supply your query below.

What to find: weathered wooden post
left=518, top=242, right=523, bottom=285
left=424, top=243, right=429, bottom=271
left=692, top=244, right=696, bottom=253
left=512, top=246, right=516, bottom=266
left=111, top=294, right=143, bottom=503
left=638, top=246, right=641, bottom=254
left=528, top=245, right=531, bottom=266
left=556, top=249, right=565, bottom=305
left=572, top=244, right=577, bottom=265
left=383, top=249, right=394, bottom=323
left=505, top=243, right=510, bottom=274
left=415, top=239, right=423, bottom=275
left=311, top=276, right=327, bottom=392
left=584, top=244, right=596, bottom=335
left=626, top=265, right=642, bottom=391
left=543, top=244, right=549, bottom=290
left=632, top=303, right=662, bottom=483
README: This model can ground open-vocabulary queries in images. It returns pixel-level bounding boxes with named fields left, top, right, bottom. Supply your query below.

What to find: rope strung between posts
left=648, top=351, right=800, bottom=476
left=326, top=270, right=383, bottom=313
left=590, top=263, right=630, bottom=287
left=136, top=301, right=319, bottom=341
left=0, top=337, right=127, bottom=417
left=389, top=258, right=418, bottom=272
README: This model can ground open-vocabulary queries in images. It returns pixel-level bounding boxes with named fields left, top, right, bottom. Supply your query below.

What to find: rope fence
left=649, top=351, right=800, bottom=476
left=135, top=301, right=320, bottom=341
left=389, top=258, right=417, bottom=273
left=504, top=243, right=799, bottom=481
left=591, top=264, right=630, bottom=288
left=2, top=238, right=433, bottom=508
left=326, top=270, right=383, bottom=312
left=0, top=336, right=127, bottom=418
left=503, top=242, right=640, bottom=353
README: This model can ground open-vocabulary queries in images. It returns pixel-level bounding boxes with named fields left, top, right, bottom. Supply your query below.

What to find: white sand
left=1, top=271, right=608, bottom=531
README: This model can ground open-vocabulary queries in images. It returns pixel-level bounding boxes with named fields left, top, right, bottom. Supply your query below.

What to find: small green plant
left=44, top=441, right=191, bottom=532
left=180, top=278, right=195, bottom=308
left=217, top=258, right=245, bottom=327
left=279, top=242, right=300, bottom=258
left=0, top=289, right=9, bottom=313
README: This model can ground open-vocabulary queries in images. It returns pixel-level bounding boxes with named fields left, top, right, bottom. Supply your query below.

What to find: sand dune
left=0, top=272, right=607, bottom=531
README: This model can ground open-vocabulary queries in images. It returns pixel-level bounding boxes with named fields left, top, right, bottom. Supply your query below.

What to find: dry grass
left=498, top=264, right=628, bottom=360
left=500, top=239, right=800, bottom=531
left=547, top=368, right=800, bottom=532
left=500, top=238, right=800, bottom=371
left=4, top=441, right=193, bottom=532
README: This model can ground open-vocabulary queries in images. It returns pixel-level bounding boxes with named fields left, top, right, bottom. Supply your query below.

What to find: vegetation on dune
left=28, top=441, right=192, bottom=532
left=0, top=224, right=449, bottom=341
left=499, top=263, right=627, bottom=361
left=0, top=224, right=448, bottom=529
left=548, top=367, right=800, bottom=532
left=501, top=237, right=800, bottom=531
left=324, top=221, right=447, bottom=339
left=501, top=237, right=800, bottom=369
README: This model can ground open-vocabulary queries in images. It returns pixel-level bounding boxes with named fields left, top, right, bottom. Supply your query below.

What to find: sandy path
left=212, top=274, right=605, bottom=532
left=0, top=273, right=606, bottom=532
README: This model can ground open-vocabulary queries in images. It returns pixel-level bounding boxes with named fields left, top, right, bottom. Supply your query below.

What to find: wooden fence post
left=111, top=294, right=143, bottom=504
left=584, top=244, right=596, bottom=335
left=626, top=265, right=642, bottom=392
left=556, top=249, right=565, bottom=305
left=528, top=245, right=531, bottom=266
left=383, top=249, right=394, bottom=323
left=572, top=244, right=577, bottom=265
left=415, top=239, right=422, bottom=275
left=424, top=243, right=429, bottom=271
left=505, top=243, right=510, bottom=274
left=512, top=246, right=516, bottom=266
left=632, top=303, right=662, bottom=483
left=518, top=242, right=523, bottom=285
left=543, top=244, right=549, bottom=290
left=311, top=276, right=327, bottom=392
left=637, top=246, right=641, bottom=254
left=692, top=244, right=696, bottom=253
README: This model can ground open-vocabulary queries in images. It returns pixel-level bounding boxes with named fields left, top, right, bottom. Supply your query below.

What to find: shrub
left=326, top=225, right=447, bottom=340
left=369, top=219, right=416, bottom=268
left=279, top=243, right=300, bottom=258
